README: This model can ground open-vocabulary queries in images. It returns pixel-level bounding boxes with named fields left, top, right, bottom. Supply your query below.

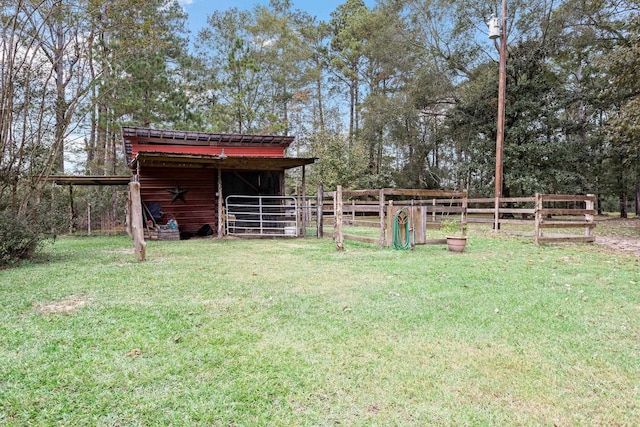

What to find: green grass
left=1, top=235, right=639, bottom=425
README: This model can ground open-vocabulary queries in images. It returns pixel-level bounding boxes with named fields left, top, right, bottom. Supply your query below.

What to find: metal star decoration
left=167, top=184, right=189, bottom=203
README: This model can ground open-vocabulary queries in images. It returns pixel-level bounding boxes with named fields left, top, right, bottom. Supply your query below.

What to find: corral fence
left=315, top=185, right=468, bottom=249
left=301, top=185, right=596, bottom=248
left=466, top=194, right=596, bottom=244
left=534, top=194, right=596, bottom=244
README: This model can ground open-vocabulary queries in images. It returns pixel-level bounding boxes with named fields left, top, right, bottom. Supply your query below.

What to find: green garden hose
left=393, top=208, right=411, bottom=250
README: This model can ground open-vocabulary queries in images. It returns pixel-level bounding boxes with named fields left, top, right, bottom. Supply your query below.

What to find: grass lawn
left=1, top=234, right=638, bottom=425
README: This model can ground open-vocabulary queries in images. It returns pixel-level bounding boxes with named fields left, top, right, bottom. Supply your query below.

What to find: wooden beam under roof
left=47, top=175, right=131, bottom=185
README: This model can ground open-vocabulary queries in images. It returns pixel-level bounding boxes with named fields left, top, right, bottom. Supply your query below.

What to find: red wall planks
left=129, top=128, right=296, bottom=237
left=139, top=167, right=217, bottom=234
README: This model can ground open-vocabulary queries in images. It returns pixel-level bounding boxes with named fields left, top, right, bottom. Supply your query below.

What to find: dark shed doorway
left=222, top=171, right=282, bottom=197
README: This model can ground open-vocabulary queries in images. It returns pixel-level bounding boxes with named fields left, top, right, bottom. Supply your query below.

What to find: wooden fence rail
left=535, top=193, right=596, bottom=244
left=467, top=197, right=536, bottom=230
left=323, top=186, right=467, bottom=249
left=315, top=187, right=596, bottom=249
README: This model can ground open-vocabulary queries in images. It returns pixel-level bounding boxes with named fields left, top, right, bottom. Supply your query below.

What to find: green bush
left=0, top=209, right=44, bottom=266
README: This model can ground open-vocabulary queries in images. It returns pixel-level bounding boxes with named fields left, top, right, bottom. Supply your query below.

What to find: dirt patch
left=594, top=218, right=640, bottom=257
left=36, top=295, right=92, bottom=314
left=103, top=248, right=134, bottom=255
left=594, top=236, right=640, bottom=257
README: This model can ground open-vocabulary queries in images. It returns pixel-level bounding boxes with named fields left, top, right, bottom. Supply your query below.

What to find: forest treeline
left=1, top=0, right=638, bottom=243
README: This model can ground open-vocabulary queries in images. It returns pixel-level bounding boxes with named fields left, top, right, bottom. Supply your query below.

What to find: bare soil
left=594, top=217, right=640, bottom=257
left=36, top=294, right=92, bottom=314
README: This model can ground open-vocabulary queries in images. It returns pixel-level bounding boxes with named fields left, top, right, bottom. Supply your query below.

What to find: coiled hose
left=392, top=208, right=411, bottom=250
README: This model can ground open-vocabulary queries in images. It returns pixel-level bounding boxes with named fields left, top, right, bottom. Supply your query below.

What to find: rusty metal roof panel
left=122, top=126, right=294, bottom=145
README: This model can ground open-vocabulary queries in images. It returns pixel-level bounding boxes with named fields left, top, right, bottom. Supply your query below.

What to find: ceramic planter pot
left=446, top=236, right=467, bottom=252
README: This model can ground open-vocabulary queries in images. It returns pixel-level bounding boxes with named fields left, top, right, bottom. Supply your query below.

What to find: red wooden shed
left=122, top=126, right=316, bottom=238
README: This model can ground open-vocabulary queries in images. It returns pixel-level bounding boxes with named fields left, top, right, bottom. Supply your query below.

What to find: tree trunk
left=354, top=66, right=359, bottom=136
left=619, top=192, right=627, bottom=218
left=54, top=4, right=65, bottom=173
left=376, top=128, right=383, bottom=175
left=315, top=68, right=325, bottom=133
left=349, top=79, right=355, bottom=152
left=282, top=82, right=289, bottom=136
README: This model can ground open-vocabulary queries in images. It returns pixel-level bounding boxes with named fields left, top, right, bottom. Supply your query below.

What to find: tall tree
left=197, top=8, right=267, bottom=133
left=1, top=0, right=95, bottom=214
left=328, top=0, right=372, bottom=147
left=599, top=8, right=640, bottom=216
left=85, top=0, right=190, bottom=174
left=249, top=1, right=318, bottom=136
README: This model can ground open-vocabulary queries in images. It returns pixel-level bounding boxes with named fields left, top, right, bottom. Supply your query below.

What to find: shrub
left=0, top=209, right=45, bottom=266
left=439, top=218, right=466, bottom=236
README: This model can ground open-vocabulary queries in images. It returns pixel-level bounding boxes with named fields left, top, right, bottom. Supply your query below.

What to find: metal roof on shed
left=130, top=152, right=316, bottom=171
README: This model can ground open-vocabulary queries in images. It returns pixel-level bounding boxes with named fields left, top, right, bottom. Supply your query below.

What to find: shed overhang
left=129, top=152, right=317, bottom=171
left=47, top=175, right=132, bottom=186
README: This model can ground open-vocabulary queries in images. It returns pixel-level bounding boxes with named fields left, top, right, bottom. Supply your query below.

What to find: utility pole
left=489, top=0, right=507, bottom=231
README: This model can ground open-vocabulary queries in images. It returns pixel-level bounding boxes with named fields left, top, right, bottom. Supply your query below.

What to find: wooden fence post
left=332, top=191, right=338, bottom=241
left=432, top=198, right=436, bottom=222
left=385, top=200, right=394, bottom=247
left=462, top=193, right=468, bottom=235
left=129, top=182, right=146, bottom=262
left=336, top=185, right=344, bottom=251
left=417, top=206, right=427, bottom=244
left=494, top=196, right=500, bottom=231
left=534, top=193, right=542, bottom=245
left=379, top=188, right=385, bottom=247
left=585, top=194, right=595, bottom=239
left=301, top=165, right=307, bottom=237
left=317, top=183, right=324, bottom=238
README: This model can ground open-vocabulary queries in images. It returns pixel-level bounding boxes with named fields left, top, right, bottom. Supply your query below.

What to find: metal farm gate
left=225, top=195, right=299, bottom=237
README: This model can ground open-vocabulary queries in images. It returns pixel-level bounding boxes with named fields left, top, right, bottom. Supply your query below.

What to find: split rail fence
left=466, top=194, right=596, bottom=244
left=314, top=185, right=467, bottom=249
left=303, top=186, right=596, bottom=248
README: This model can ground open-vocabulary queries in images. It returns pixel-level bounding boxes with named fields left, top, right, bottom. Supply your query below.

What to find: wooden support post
left=217, top=168, right=223, bottom=238
left=68, top=185, right=74, bottom=234
left=51, top=184, right=56, bottom=235
left=126, top=188, right=132, bottom=237
left=410, top=200, right=415, bottom=248
left=317, top=183, right=324, bottom=238
left=432, top=199, right=436, bottom=222
left=333, top=191, right=338, bottom=240
left=300, top=165, right=307, bottom=236
left=462, top=193, right=468, bottom=233
left=534, top=193, right=542, bottom=245
left=87, top=203, right=91, bottom=236
left=379, top=188, right=385, bottom=247
left=129, top=182, right=146, bottom=262
left=336, top=185, right=344, bottom=251
left=494, top=196, right=500, bottom=231
left=385, top=200, right=394, bottom=247
left=417, top=206, right=427, bottom=244
left=585, top=194, right=595, bottom=240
